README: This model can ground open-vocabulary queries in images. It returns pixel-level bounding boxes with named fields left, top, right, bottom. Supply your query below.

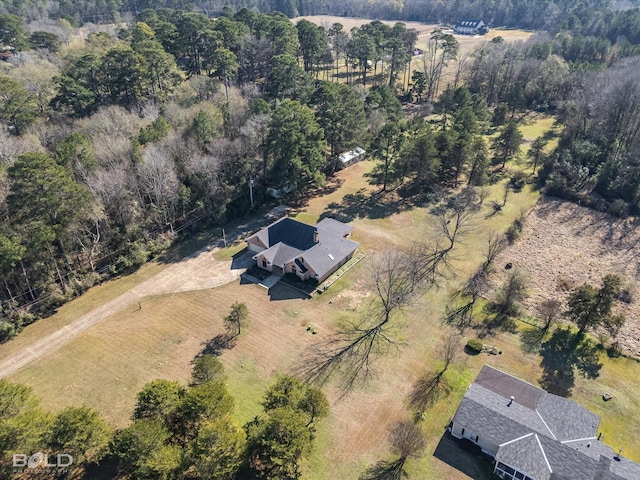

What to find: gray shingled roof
left=474, top=364, right=545, bottom=410
left=537, top=394, right=599, bottom=442
left=304, top=231, right=358, bottom=278
left=261, top=243, right=303, bottom=267
left=248, top=217, right=316, bottom=251
left=496, top=433, right=552, bottom=480
left=455, top=366, right=640, bottom=480
left=561, top=439, right=640, bottom=480
left=316, top=217, right=353, bottom=237
left=464, top=382, right=553, bottom=439
left=248, top=217, right=359, bottom=275
left=451, top=397, right=534, bottom=446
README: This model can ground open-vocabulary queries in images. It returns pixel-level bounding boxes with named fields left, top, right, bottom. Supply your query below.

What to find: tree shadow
left=520, top=326, right=548, bottom=354
left=442, top=301, right=476, bottom=332
left=539, top=326, right=603, bottom=397
left=286, top=176, right=345, bottom=211
left=359, top=458, right=405, bottom=480
left=432, top=431, right=494, bottom=480
left=408, top=371, right=451, bottom=420
left=267, top=283, right=310, bottom=301
left=475, top=308, right=518, bottom=338
left=199, top=333, right=236, bottom=356
left=320, top=188, right=420, bottom=222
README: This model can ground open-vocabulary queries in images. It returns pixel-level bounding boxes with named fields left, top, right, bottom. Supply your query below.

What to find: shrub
left=509, top=171, right=527, bottom=192
left=609, top=199, right=629, bottom=219
left=0, top=321, right=16, bottom=342
left=505, top=211, right=526, bottom=243
left=466, top=339, right=484, bottom=353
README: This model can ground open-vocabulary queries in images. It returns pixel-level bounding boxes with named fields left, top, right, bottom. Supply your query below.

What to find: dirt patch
left=335, top=278, right=372, bottom=311
left=492, top=197, right=640, bottom=356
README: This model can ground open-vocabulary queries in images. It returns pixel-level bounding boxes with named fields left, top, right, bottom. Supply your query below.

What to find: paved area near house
left=0, top=206, right=288, bottom=378
left=259, top=274, right=281, bottom=289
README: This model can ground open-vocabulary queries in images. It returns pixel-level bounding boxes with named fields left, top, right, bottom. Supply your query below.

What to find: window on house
left=292, top=266, right=296, bottom=275
left=461, top=428, right=465, bottom=436
left=475, top=435, right=479, bottom=443
left=262, top=259, right=267, bottom=268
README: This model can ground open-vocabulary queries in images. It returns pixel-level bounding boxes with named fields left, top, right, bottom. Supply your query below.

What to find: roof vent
left=328, top=253, right=334, bottom=260
left=507, top=396, right=514, bottom=407
left=587, top=442, right=591, bottom=448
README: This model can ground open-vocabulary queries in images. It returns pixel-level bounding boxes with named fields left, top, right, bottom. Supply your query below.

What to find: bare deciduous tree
left=138, top=145, right=180, bottom=228
left=482, top=232, right=508, bottom=272
left=538, top=298, right=562, bottom=333
left=408, top=333, right=460, bottom=417
left=300, top=249, right=417, bottom=393
left=494, top=269, right=528, bottom=317
left=434, top=188, right=480, bottom=250
left=360, top=421, right=426, bottom=480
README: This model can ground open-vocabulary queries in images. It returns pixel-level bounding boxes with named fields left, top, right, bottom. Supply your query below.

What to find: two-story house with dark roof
left=451, top=365, right=640, bottom=480
left=246, top=217, right=359, bottom=283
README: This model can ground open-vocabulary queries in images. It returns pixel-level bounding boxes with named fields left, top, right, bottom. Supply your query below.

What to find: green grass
left=224, top=356, right=266, bottom=425
left=212, top=241, right=247, bottom=261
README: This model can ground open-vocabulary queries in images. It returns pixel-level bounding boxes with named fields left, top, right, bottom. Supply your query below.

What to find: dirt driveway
left=0, top=206, right=287, bottom=378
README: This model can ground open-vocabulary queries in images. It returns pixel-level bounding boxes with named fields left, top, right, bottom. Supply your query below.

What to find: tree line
left=0, top=354, right=328, bottom=479
left=5, top=0, right=640, bottom=44
left=0, top=10, right=392, bottom=338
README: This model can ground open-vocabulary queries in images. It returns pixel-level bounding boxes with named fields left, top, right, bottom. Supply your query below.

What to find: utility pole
left=249, top=174, right=254, bottom=208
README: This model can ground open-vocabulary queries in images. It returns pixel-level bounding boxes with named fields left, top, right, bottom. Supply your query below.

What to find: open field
left=293, top=15, right=438, bottom=34
left=493, top=196, right=640, bottom=357
left=295, top=15, right=534, bottom=92
left=3, top=118, right=640, bottom=477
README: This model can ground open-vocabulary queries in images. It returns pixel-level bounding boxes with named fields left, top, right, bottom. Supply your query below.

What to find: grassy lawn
left=4, top=115, right=640, bottom=478
left=0, top=261, right=167, bottom=359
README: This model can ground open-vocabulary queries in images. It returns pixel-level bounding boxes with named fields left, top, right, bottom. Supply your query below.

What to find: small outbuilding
left=337, top=147, right=366, bottom=170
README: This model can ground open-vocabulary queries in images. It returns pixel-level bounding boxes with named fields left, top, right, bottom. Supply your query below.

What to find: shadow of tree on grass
left=358, top=459, right=405, bottom=480
left=539, top=326, right=603, bottom=397
left=199, top=333, right=236, bottom=356
left=520, top=326, right=549, bottom=354
left=320, top=188, right=421, bottom=223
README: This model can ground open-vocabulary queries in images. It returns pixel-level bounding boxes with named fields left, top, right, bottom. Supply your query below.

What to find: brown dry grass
left=492, top=196, right=640, bottom=356
left=293, top=15, right=438, bottom=34
left=9, top=281, right=331, bottom=427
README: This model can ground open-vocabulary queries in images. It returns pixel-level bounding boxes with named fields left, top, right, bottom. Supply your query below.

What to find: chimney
left=313, top=229, right=319, bottom=244
left=507, top=396, right=514, bottom=407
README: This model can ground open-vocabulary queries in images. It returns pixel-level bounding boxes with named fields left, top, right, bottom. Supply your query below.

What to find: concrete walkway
left=0, top=206, right=288, bottom=378
left=259, top=274, right=281, bottom=289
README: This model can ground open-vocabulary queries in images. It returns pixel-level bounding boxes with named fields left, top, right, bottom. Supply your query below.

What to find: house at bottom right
left=450, top=365, right=640, bottom=480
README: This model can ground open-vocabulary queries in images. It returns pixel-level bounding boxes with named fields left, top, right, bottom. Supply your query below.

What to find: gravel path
left=0, top=206, right=288, bottom=378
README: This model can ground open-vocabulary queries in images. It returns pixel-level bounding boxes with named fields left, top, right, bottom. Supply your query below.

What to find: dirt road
left=0, top=206, right=287, bottom=378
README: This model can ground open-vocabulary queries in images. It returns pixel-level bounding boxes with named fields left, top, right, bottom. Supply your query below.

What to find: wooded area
left=0, top=350, right=330, bottom=479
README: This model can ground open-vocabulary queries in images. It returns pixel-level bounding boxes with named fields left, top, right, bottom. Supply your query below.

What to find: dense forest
left=0, top=1, right=639, bottom=345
